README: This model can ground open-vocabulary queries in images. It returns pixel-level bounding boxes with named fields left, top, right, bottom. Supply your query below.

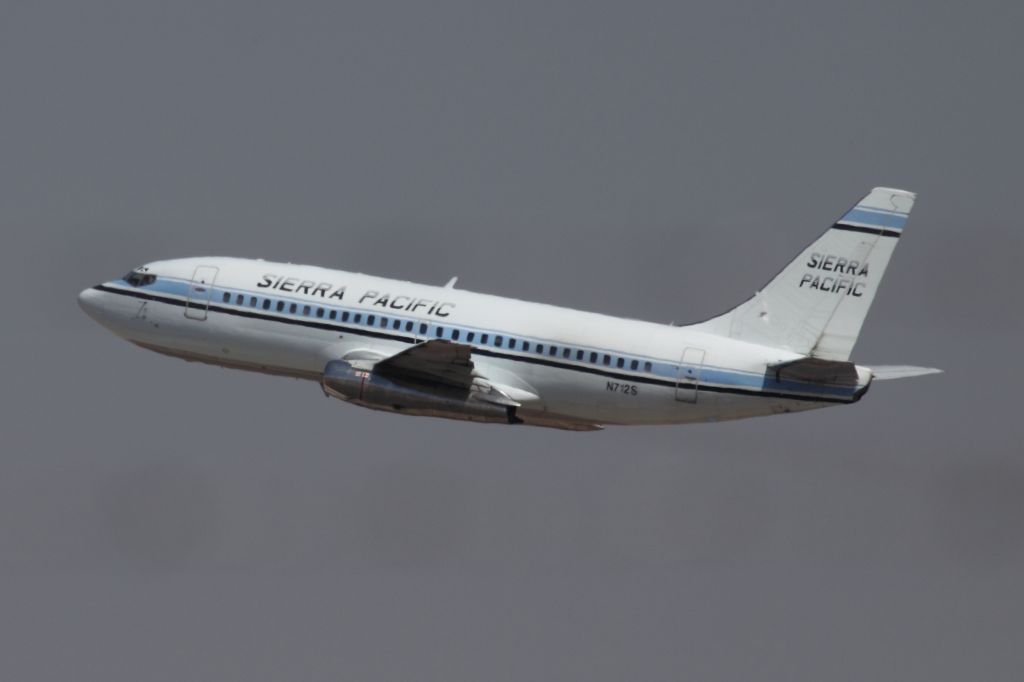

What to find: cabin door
left=185, top=265, right=219, bottom=321
left=675, top=347, right=706, bottom=403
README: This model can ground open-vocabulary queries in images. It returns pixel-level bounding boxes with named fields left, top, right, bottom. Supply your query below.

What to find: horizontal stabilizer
left=769, top=357, right=860, bottom=387
left=868, top=365, right=943, bottom=380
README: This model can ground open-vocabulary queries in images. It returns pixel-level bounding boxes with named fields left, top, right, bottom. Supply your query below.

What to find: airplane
left=79, top=187, right=940, bottom=431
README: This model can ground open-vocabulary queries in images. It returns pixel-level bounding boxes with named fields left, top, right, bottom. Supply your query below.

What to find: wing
left=370, top=339, right=544, bottom=408
left=339, top=340, right=603, bottom=430
left=372, top=339, right=476, bottom=389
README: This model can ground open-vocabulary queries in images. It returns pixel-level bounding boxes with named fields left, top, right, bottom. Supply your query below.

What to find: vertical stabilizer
left=691, top=187, right=915, bottom=360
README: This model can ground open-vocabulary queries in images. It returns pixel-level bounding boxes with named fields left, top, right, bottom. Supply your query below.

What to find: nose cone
left=79, top=285, right=135, bottom=338
left=78, top=286, right=104, bottom=321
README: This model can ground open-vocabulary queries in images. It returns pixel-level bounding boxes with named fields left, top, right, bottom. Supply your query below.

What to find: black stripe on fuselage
left=96, top=284, right=414, bottom=342
left=94, top=285, right=856, bottom=404
left=831, top=222, right=902, bottom=238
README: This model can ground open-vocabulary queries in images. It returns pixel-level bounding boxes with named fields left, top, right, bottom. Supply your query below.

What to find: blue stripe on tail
left=837, top=207, right=907, bottom=230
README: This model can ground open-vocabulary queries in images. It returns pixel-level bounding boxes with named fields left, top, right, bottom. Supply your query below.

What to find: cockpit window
left=124, top=271, right=156, bottom=286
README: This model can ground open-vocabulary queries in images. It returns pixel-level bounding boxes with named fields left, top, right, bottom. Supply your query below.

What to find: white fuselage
left=79, top=257, right=870, bottom=428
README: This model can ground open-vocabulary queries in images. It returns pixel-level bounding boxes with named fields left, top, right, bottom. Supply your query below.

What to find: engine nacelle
left=320, top=360, right=519, bottom=424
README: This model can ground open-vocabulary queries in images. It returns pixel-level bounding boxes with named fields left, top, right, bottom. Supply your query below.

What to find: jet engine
left=320, top=360, right=520, bottom=424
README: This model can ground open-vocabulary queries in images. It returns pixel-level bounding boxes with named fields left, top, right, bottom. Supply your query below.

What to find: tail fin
left=692, top=187, right=915, bottom=360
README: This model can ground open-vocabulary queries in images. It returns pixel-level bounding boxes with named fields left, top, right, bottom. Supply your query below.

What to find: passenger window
left=603, top=355, right=611, bottom=365
left=250, top=297, right=257, bottom=307
left=452, top=329, right=460, bottom=341
left=277, top=301, right=285, bottom=312
left=617, top=357, right=624, bottom=368
left=419, top=323, right=427, bottom=335
left=467, top=332, right=475, bottom=342
left=576, top=350, right=584, bottom=360
left=302, top=305, right=310, bottom=315
left=236, top=294, right=244, bottom=305
left=590, top=352, right=597, bottom=363
left=393, top=319, right=401, bottom=330
left=342, top=311, right=349, bottom=322
left=509, top=338, right=517, bottom=349
left=316, top=308, right=324, bottom=318
left=222, top=292, right=230, bottom=303
left=562, top=348, right=570, bottom=358
left=630, top=359, right=639, bottom=370
left=289, top=303, right=297, bottom=314
left=329, top=310, right=337, bottom=320
left=495, top=336, right=503, bottom=347
left=550, top=346, right=558, bottom=357
left=436, top=327, right=444, bottom=337
left=367, top=315, right=375, bottom=326
left=379, top=317, right=387, bottom=328
left=405, top=321, right=413, bottom=332
left=644, top=361, right=652, bottom=372
left=521, top=341, right=529, bottom=352
left=481, top=333, right=489, bottom=344
left=262, top=299, right=271, bottom=310
left=354, top=313, right=362, bottom=323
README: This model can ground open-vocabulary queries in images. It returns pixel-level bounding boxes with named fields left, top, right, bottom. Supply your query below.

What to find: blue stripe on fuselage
left=106, top=277, right=860, bottom=401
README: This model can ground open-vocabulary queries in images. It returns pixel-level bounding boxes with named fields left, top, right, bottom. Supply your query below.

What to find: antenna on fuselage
left=444, top=276, right=458, bottom=289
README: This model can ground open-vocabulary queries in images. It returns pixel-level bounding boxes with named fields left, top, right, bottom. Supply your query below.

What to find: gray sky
left=2, top=1, right=1022, bottom=679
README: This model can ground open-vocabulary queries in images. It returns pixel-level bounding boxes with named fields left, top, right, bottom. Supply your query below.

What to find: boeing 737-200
left=79, top=187, right=940, bottom=431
